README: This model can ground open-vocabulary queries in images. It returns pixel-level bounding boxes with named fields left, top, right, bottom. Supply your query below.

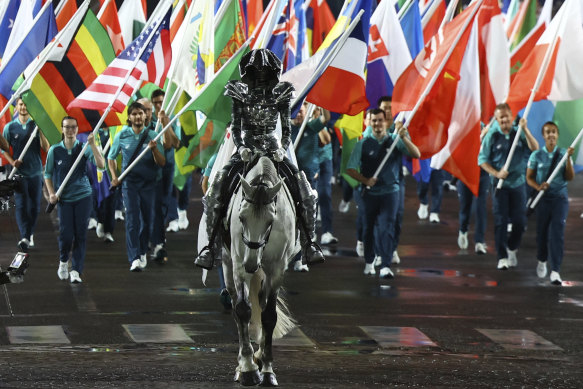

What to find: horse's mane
left=245, top=157, right=280, bottom=218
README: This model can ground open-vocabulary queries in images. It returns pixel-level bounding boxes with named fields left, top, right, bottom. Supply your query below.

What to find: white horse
left=222, top=155, right=299, bottom=386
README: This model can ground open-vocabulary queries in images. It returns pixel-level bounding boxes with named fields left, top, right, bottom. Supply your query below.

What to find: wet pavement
left=1, top=174, right=583, bottom=388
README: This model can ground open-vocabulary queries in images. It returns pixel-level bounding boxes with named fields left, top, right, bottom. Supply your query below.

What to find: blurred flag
left=118, top=0, right=147, bottom=46
left=0, top=0, right=21, bottom=66
left=56, top=0, right=77, bottom=30
left=399, top=0, right=424, bottom=57
left=98, top=0, right=125, bottom=55
left=246, top=0, right=263, bottom=35
left=305, top=0, right=335, bottom=55
left=421, top=0, right=445, bottom=43
left=170, top=0, right=187, bottom=42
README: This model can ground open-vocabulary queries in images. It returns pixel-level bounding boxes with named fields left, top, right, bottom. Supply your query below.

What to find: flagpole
left=528, top=127, right=583, bottom=211
left=440, top=0, right=459, bottom=29
left=0, top=0, right=54, bottom=75
left=496, top=5, right=565, bottom=191
left=96, top=0, right=114, bottom=19
left=46, top=4, right=172, bottom=213
left=293, top=103, right=316, bottom=150
left=371, top=0, right=485, bottom=183
left=7, top=126, right=39, bottom=179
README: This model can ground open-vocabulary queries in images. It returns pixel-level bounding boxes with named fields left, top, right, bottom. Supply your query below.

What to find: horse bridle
left=240, top=183, right=277, bottom=250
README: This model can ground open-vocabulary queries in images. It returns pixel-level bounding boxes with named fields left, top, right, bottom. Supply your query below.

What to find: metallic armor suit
left=195, top=49, right=325, bottom=270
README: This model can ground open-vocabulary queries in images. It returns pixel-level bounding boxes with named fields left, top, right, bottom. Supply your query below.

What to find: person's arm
left=44, top=147, right=58, bottom=203
left=44, top=177, right=58, bottom=204
left=478, top=131, right=508, bottom=180
left=564, top=147, right=575, bottom=181
left=108, top=159, right=119, bottom=187
left=519, top=118, right=539, bottom=151
left=201, top=176, right=209, bottom=195
left=397, top=124, right=420, bottom=159
left=150, top=139, right=166, bottom=167
left=87, top=133, right=105, bottom=170
left=159, top=111, right=180, bottom=149
left=318, top=128, right=331, bottom=145
left=39, top=130, right=50, bottom=152
left=480, top=161, right=508, bottom=180
left=0, top=134, right=8, bottom=152
left=346, top=168, right=377, bottom=188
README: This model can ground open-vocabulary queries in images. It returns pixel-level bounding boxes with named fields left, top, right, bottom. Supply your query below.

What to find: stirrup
left=302, top=241, right=325, bottom=265
left=194, top=246, right=215, bottom=270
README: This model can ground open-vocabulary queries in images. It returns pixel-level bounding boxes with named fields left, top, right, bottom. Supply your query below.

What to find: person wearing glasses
left=44, top=116, right=105, bottom=283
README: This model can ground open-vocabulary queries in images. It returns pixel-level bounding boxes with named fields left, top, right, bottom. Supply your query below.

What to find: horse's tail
left=249, top=270, right=296, bottom=341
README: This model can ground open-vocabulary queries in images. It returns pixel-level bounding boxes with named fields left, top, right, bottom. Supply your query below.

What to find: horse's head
left=238, top=161, right=282, bottom=274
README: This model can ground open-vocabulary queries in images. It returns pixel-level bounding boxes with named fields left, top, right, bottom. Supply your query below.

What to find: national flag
left=97, top=0, right=125, bottom=55
left=399, top=0, right=424, bottom=57
left=170, top=0, right=187, bottom=42
left=366, top=0, right=411, bottom=109
left=0, top=0, right=22, bottom=61
left=21, top=9, right=126, bottom=145
left=421, top=0, right=446, bottom=44
left=507, top=0, right=537, bottom=50
left=0, top=1, right=57, bottom=99
left=68, top=8, right=172, bottom=114
left=392, top=0, right=483, bottom=157
left=503, top=0, right=520, bottom=30
left=305, top=0, right=336, bottom=55
left=195, top=0, right=215, bottom=86
left=431, top=21, right=481, bottom=195
left=506, top=0, right=583, bottom=115
left=118, top=0, right=147, bottom=46
left=304, top=0, right=372, bottom=116
left=554, top=99, right=583, bottom=172
left=56, top=0, right=77, bottom=31
left=246, top=0, right=263, bottom=36
left=0, top=95, right=13, bottom=131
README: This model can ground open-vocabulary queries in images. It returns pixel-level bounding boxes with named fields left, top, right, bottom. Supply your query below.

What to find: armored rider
left=195, top=49, right=325, bottom=269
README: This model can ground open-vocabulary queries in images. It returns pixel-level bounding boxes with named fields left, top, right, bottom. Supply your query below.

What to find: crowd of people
left=0, top=52, right=576, bottom=288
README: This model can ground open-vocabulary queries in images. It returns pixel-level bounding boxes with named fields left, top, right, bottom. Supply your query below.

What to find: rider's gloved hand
left=273, top=148, right=285, bottom=162
left=239, top=147, right=252, bottom=162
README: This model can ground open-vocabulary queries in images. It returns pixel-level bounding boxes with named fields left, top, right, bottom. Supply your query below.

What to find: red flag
left=98, top=0, right=125, bottom=55
left=56, top=0, right=78, bottom=31
left=421, top=0, right=446, bottom=44
left=170, top=0, right=187, bottom=42
left=306, top=0, right=336, bottom=54
left=247, top=0, right=264, bottom=36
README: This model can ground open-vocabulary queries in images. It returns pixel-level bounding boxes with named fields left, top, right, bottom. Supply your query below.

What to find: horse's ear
left=266, top=179, right=282, bottom=200
left=240, top=175, right=254, bottom=197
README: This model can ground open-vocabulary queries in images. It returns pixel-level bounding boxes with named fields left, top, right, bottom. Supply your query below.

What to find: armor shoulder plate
left=224, top=81, right=248, bottom=102
left=273, top=81, right=294, bottom=104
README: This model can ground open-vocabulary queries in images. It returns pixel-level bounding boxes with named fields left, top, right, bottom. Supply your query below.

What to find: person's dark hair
left=127, top=102, right=146, bottom=126
left=495, top=102, right=512, bottom=113
left=377, top=96, right=392, bottom=107
left=542, top=121, right=559, bottom=135
left=151, top=89, right=165, bottom=101
left=61, top=116, right=77, bottom=127
left=370, top=108, right=386, bottom=119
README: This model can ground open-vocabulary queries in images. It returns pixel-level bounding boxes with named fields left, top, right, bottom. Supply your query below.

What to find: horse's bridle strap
left=241, top=224, right=273, bottom=250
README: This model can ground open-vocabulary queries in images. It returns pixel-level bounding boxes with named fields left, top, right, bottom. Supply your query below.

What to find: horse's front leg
left=257, top=290, right=278, bottom=386
left=233, top=278, right=261, bottom=386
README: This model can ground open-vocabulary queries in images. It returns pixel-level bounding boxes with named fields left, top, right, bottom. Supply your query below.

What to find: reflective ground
left=1, top=174, right=582, bottom=387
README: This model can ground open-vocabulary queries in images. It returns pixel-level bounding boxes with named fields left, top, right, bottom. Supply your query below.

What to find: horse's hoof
left=240, top=370, right=261, bottom=386
left=260, top=372, right=278, bottom=387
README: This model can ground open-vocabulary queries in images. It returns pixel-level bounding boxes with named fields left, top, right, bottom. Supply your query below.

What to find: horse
left=221, top=155, right=299, bottom=386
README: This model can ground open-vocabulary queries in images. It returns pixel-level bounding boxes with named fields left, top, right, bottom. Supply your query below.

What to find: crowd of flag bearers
left=0, top=0, right=582, bottom=288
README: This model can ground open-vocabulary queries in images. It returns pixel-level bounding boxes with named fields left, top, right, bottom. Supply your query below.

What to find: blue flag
left=0, top=0, right=21, bottom=59
left=399, top=0, right=424, bottom=58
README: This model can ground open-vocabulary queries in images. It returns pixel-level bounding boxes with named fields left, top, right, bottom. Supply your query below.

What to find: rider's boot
left=194, top=172, right=226, bottom=270
left=294, top=171, right=325, bottom=265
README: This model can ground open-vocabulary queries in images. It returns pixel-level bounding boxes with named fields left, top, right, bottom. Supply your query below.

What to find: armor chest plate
left=243, top=94, right=279, bottom=127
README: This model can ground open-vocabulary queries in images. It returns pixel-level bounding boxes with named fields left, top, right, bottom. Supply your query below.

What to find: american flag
left=68, top=7, right=172, bottom=113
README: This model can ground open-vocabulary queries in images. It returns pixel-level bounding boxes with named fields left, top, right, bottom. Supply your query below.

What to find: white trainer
left=417, top=204, right=428, bottom=220
left=458, top=231, right=468, bottom=249
left=373, top=255, right=382, bottom=267
left=69, top=270, right=82, bottom=283
left=338, top=200, right=350, bottom=213
left=58, top=261, right=69, bottom=280
left=28, top=235, right=34, bottom=248
left=96, top=223, right=105, bottom=239
left=130, top=259, right=142, bottom=272
left=139, top=254, right=147, bottom=269
left=497, top=258, right=509, bottom=270
left=391, top=251, right=400, bottom=264
left=379, top=267, right=394, bottom=279
left=429, top=212, right=440, bottom=223
left=87, top=218, right=98, bottom=230
left=320, top=232, right=338, bottom=245
left=115, top=210, right=125, bottom=221
left=104, top=233, right=114, bottom=243
left=536, top=261, right=547, bottom=278
left=293, top=261, right=309, bottom=272
left=178, top=209, right=189, bottom=230
left=356, top=241, right=364, bottom=257
left=550, top=271, right=562, bottom=285
left=166, top=220, right=179, bottom=232
left=475, top=242, right=487, bottom=255
left=363, top=263, right=376, bottom=275
left=507, top=249, right=518, bottom=267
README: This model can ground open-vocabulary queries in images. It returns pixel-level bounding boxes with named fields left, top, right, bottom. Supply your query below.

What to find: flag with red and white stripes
left=68, top=8, right=172, bottom=113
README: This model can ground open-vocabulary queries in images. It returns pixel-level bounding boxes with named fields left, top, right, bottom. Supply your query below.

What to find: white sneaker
left=391, top=251, right=400, bottom=264
left=28, top=235, right=34, bottom=248
left=417, top=204, right=428, bottom=220
left=475, top=242, right=487, bottom=255
left=338, top=200, right=350, bottom=213
left=507, top=223, right=512, bottom=233
left=87, top=218, right=98, bottom=230
left=429, top=213, right=440, bottom=223
left=139, top=254, right=147, bottom=269
left=96, top=223, right=105, bottom=238
left=458, top=231, right=468, bottom=249
left=104, top=233, right=114, bottom=243
left=115, top=210, right=125, bottom=221
left=363, top=263, right=376, bottom=275
left=356, top=241, right=364, bottom=257
left=507, top=249, right=518, bottom=267
left=18, top=238, right=29, bottom=252
left=550, top=271, right=562, bottom=285
left=293, top=261, right=309, bottom=272
left=130, top=259, right=142, bottom=272
left=497, top=258, right=509, bottom=270
left=320, top=232, right=338, bottom=245
left=58, top=261, right=69, bottom=280
left=536, top=261, right=547, bottom=278
left=551, top=271, right=563, bottom=285
left=69, top=270, right=82, bottom=283
left=166, top=220, right=179, bottom=232
left=379, top=267, right=394, bottom=279
left=178, top=210, right=189, bottom=230
left=374, top=255, right=382, bottom=267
